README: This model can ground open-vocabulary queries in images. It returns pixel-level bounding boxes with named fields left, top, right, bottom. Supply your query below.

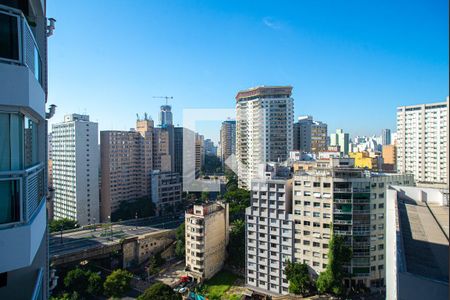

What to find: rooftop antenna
left=152, top=96, right=173, bottom=106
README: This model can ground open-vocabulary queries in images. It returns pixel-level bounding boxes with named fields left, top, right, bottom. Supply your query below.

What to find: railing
left=333, top=188, right=352, bottom=192
left=333, top=219, right=352, bottom=225
left=0, top=5, right=43, bottom=85
left=0, top=163, right=45, bottom=226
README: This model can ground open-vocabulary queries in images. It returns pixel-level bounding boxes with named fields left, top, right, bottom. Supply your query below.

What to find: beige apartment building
left=185, top=202, right=229, bottom=282
left=292, top=158, right=413, bottom=289
left=382, top=144, right=396, bottom=171
left=100, top=117, right=154, bottom=222
left=236, top=86, right=294, bottom=189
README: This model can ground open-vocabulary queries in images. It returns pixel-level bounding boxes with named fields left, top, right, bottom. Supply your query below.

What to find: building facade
left=381, top=129, right=391, bottom=145
left=174, top=127, right=184, bottom=176
left=245, top=164, right=294, bottom=295
left=386, top=186, right=449, bottom=300
left=292, top=158, right=413, bottom=289
left=293, top=116, right=327, bottom=153
left=330, top=129, right=350, bottom=155
left=159, top=104, right=173, bottom=127
left=396, top=99, right=449, bottom=184
left=52, top=114, right=100, bottom=226
left=236, top=86, right=294, bottom=189
left=185, top=202, right=229, bottom=282
left=382, top=145, right=396, bottom=171
left=0, top=1, right=50, bottom=298
left=100, top=129, right=150, bottom=222
left=151, top=170, right=182, bottom=213
left=220, top=120, right=236, bottom=166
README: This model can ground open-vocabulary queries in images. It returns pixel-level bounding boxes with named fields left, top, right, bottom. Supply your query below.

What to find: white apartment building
left=396, top=98, right=449, bottom=185
left=246, top=164, right=294, bottom=295
left=292, top=158, right=413, bottom=289
left=0, top=1, right=50, bottom=298
left=236, top=86, right=294, bottom=189
left=151, top=170, right=182, bottom=214
left=52, top=114, right=99, bottom=226
left=185, top=202, right=229, bottom=282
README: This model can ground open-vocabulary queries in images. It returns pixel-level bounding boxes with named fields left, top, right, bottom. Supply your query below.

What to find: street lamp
left=135, top=212, right=138, bottom=229
left=60, top=225, right=63, bottom=244
left=93, top=217, right=96, bottom=231
left=108, top=215, right=113, bottom=241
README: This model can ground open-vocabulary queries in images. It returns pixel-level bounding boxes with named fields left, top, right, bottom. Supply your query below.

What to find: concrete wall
left=394, top=186, right=447, bottom=206
left=122, top=229, right=175, bottom=267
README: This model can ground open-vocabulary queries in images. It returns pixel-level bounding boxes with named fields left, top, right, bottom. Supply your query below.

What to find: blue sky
left=47, top=0, right=449, bottom=144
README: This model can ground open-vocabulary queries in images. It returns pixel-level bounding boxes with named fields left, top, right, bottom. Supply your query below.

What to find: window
left=313, top=182, right=320, bottom=187
left=323, top=182, right=331, bottom=188
left=0, top=13, right=19, bottom=60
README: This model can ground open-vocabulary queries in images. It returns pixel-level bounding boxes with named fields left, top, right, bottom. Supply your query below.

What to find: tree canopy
left=137, top=282, right=181, bottom=300
left=226, top=219, right=246, bottom=268
left=62, top=268, right=102, bottom=298
left=49, top=218, right=77, bottom=232
left=284, top=261, right=312, bottom=295
left=316, top=234, right=352, bottom=295
left=111, top=196, right=155, bottom=222
left=103, top=269, right=133, bottom=298
left=175, top=223, right=185, bottom=258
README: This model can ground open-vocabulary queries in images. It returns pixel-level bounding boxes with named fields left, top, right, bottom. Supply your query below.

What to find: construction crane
left=152, top=96, right=173, bottom=105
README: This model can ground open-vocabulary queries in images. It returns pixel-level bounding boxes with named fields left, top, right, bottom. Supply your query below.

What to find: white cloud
left=262, top=17, right=282, bottom=30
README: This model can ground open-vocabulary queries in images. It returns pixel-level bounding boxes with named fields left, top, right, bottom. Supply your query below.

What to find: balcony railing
left=0, top=5, right=43, bottom=86
left=0, top=163, right=45, bottom=226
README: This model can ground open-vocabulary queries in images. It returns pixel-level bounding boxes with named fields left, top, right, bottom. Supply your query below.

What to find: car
left=178, top=287, right=188, bottom=293
left=173, top=281, right=188, bottom=292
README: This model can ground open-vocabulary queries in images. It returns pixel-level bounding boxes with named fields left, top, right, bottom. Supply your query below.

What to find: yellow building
left=349, top=151, right=380, bottom=170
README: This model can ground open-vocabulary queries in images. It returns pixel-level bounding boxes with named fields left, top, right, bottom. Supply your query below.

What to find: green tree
left=316, top=234, right=352, bottom=295
left=201, top=191, right=210, bottom=201
left=284, top=261, right=312, bottom=295
left=63, top=268, right=89, bottom=296
left=223, top=188, right=250, bottom=221
left=226, top=219, right=245, bottom=268
left=137, top=282, right=181, bottom=300
left=103, top=269, right=133, bottom=298
left=147, top=252, right=166, bottom=275
left=111, top=196, right=155, bottom=221
left=87, top=272, right=103, bottom=296
left=175, top=223, right=185, bottom=258
left=49, top=218, right=78, bottom=232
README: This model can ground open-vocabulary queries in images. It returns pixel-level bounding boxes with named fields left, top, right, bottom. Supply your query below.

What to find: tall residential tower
left=396, top=99, right=448, bottom=185
left=0, top=1, right=50, bottom=298
left=236, top=86, right=294, bottom=189
left=52, top=114, right=100, bottom=226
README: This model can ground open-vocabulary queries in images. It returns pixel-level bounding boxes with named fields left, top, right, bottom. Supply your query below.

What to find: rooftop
left=235, top=85, right=292, bottom=101
left=398, top=198, right=449, bottom=282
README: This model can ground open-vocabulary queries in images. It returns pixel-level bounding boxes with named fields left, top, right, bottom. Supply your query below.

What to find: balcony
left=0, top=6, right=43, bottom=86
left=333, top=219, right=352, bottom=225
left=0, top=163, right=45, bottom=225
left=0, top=6, right=46, bottom=116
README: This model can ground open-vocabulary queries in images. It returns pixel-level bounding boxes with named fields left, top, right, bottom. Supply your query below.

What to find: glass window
left=24, top=117, right=39, bottom=168
left=0, top=12, right=19, bottom=60
left=0, top=113, right=23, bottom=171
left=0, top=179, right=20, bottom=224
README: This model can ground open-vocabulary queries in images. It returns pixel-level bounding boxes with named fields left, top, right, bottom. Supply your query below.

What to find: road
left=50, top=215, right=183, bottom=258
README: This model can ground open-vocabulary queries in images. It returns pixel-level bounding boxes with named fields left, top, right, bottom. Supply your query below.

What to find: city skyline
left=46, top=1, right=449, bottom=143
